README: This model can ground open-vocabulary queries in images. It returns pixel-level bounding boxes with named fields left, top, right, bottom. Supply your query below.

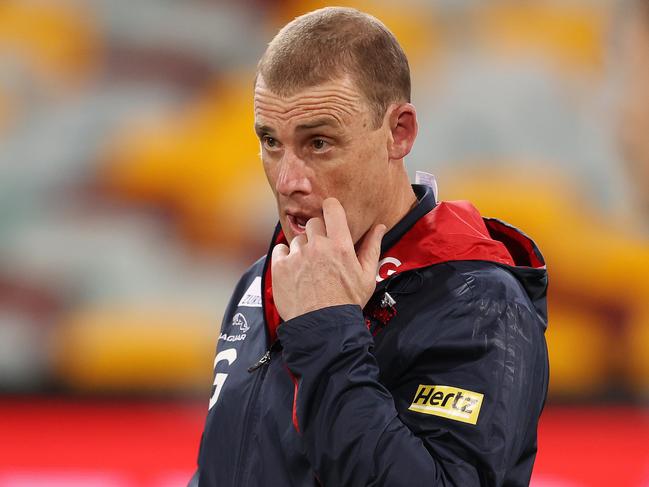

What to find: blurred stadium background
left=0, top=0, right=648, bottom=485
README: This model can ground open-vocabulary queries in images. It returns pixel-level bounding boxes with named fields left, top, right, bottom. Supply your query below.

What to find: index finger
left=322, top=198, right=354, bottom=247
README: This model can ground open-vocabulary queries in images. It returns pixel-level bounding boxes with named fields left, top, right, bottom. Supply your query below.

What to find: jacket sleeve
left=277, top=293, right=548, bottom=486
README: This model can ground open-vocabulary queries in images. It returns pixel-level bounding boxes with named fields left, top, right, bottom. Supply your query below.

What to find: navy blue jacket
left=193, top=184, right=549, bottom=486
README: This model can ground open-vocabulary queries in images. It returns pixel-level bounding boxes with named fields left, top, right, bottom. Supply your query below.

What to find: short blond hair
left=256, top=7, right=411, bottom=128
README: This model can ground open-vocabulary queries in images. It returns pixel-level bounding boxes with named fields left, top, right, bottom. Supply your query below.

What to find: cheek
left=261, top=156, right=279, bottom=195
left=326, top=136, right=387, bottom=238
left=351, top=133, right=389, bottom=192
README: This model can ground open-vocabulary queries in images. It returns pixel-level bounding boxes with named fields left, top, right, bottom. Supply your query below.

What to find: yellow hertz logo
left=408, top=385, right=484, bottom=425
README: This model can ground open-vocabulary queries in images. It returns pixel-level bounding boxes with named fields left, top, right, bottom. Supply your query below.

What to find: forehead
left=253, top=76, right=368, bottom=129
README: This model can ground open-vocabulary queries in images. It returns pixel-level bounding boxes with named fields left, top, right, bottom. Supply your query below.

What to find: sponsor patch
left=408, top=385, right=484, bottom=425
left=238, top=277, right=262, bottom=308
left=232, top=312, right=249, bottom=333
left=219, top=332, right=246, bottom=342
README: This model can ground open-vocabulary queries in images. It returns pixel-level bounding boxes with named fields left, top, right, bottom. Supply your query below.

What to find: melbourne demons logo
left=376, top=257, right=402, bottom=282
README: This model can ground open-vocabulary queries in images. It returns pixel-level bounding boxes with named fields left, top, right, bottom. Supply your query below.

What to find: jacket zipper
left=248, top=339, right=280, bottom=372
left=248, top=349, right=271, bottom=372
left=234, top=341, right=281, bottom=486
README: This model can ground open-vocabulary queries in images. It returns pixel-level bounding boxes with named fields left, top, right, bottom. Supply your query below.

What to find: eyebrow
left=254, top=123, right=274, bottom=136
left=254, top=117, right=341, bottom=136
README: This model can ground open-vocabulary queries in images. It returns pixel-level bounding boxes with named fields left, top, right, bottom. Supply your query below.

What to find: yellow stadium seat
left=476, top=2, right=607, bottom=73
left=0, top=1, right=100, bottom=90
left=545, top=300, right=612, bottom=397
left=101, top=73, right=270, bottom=253
left=54, top=306, right=218, bottom=393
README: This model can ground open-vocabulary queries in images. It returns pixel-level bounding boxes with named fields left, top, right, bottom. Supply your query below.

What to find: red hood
left=375, top=200, right=545, bottom=281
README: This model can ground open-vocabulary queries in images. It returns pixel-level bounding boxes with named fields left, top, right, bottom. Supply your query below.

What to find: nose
left=274, top=149, right=312, bottom=197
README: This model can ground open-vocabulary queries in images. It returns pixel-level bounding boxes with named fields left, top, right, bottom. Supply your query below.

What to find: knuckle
left=336, top=242, right=351, bottom=256
left=313, top=235, right=327, bottom=247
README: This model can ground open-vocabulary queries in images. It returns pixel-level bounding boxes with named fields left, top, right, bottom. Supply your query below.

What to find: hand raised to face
left=271, top=198, right=387, bottom=322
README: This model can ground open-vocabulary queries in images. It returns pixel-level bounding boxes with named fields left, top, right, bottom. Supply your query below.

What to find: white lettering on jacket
left=238, top=277, right=262, bottom=307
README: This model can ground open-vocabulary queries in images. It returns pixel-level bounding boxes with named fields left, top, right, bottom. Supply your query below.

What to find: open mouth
left=287, top=214, right=308, bottom=233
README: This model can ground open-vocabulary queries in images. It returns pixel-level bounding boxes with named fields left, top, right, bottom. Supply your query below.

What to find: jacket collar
left=380, top=184, right=436, bottom=254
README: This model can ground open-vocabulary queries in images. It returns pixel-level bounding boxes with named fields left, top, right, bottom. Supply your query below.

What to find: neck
left=381, top=169, right=418, bottom=231
left=354, top=171, right=416, bottom=253
left=354, top=168, right=417, bottom=253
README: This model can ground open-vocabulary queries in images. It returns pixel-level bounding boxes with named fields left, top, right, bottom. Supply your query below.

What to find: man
left=192, top=7, right=548, bottom=486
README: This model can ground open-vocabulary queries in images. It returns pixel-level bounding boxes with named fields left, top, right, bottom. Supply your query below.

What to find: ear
left=387, top=103, right=418, bottom=161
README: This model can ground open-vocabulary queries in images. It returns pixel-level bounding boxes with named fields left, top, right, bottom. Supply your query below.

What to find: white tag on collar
left=415, top=171, right=438, bottom=203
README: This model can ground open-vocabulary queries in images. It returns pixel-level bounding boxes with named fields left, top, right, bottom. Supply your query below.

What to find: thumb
left=357, top=224, right=387, bottom=275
